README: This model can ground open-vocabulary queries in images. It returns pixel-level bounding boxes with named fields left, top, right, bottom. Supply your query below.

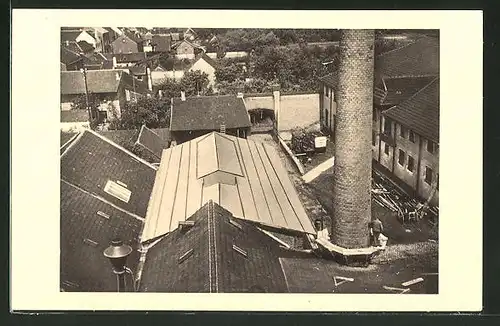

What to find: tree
left=215, top=58, right=243, bottom=83
left=180, top=70, right=210, bottom=96
left=108, top=96, right=170, bottom=130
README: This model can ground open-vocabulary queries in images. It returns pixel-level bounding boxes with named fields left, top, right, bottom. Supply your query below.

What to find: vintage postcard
left=11, top=9, right=483, bottom=312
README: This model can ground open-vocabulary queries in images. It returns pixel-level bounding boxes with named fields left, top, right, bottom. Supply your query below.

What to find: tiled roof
left=128, top=66, right=147, bottom=76
left=61, top=131, right=78, bottom=148
left=141, top=132, right=316, bottom=242
left=383, top=77, right=439, bottom=142
left=61, top=31, right=81, bottom=43
left=60, top=47, right=83, bottom=66
left=61, top=69, right=123, bottom=95
left=317, top=70, right=338, bottom=89
left=61, top=110, right=89, bottom=122
left=151, top=34, right=172, bottom=52
left=109, top=52, right=147, bottom=63
left=135, top=125, right=168, bottom=159
left=376, top=36, right=439, bottom=78
left=84, top=52, right=114, bottom=69
left=60, top=180, right=143, bottom=292
left=373, top=76, right=437, bottom=106
left=97, top=129, right=140, bottom=150
left=123, top=30, right=143, bottom=44
left=60, top=129, right=157, bottom=217
left=139, top=200, right=289, bottom=293
left=170, top=95, right=251, bottom=131
left=77, top=40, right=94, bottom=53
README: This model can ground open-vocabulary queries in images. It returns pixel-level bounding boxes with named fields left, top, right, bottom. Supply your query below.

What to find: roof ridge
left=384, top=76, right=438, bottom=114
left=376, top=38, right=420, bottom=58
left=84, top=129, right=158, bottom=170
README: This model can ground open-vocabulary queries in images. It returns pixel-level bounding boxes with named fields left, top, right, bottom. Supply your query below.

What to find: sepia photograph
left=59, top=26, right=439, bottom=294
left=11, top=9, right=482, bottom=312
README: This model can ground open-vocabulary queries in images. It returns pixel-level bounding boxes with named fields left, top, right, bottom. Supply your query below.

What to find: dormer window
left=232, top=244, right=247, bottom=258
left=104, top=180, right=131, bottom=203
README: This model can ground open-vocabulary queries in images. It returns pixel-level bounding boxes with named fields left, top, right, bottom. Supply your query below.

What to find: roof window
left=96, top=211, right=110, bottom=219
left=83, top=238, right=98, bottom=247
left=228, top=218, right=243, bottom=230
left=178, top=249, right=194, bottom=264
left=232, top=244, right=248, bottom=258
left=104, top=180, right=131, bottom=203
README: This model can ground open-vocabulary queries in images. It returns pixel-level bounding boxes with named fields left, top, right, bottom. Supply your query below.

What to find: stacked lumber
left=371, top=169, right=439, bottom=221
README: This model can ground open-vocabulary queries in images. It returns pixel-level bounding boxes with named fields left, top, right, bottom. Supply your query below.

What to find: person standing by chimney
left=369, top=217, right=384, bottom=247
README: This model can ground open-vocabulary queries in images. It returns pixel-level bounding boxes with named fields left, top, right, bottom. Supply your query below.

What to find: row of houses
left=318, top=35, right=439, bottom=205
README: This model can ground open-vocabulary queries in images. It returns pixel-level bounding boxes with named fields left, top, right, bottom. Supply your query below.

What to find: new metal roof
left=141, top=132, right=316, bottom=242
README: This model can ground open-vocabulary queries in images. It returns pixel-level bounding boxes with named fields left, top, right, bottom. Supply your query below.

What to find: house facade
left=188, top=53, right=217, bottom=90
left=60, top=69, right=150, bottom=121
left=111, top=33, right=143, bottom=54
left=318, top=35, right=439, bottom=205
left=173, top=40, right=203, bottom=59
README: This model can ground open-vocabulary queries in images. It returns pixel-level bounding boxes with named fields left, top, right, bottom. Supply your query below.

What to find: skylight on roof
left=229, top=218, right=243, bottom=230
left=104, top=180, right=132, bottom=203
left=178, top=249, right=194, bottom=264
left=96, top=211, right=110, bottom=219
left=232, top=244, right=248, bottom=258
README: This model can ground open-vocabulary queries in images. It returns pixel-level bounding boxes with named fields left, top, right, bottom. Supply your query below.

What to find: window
left=407, top=156, right=415, bottom=172
left=372, top=110, right=377, bottom=122
left=409, top=131, right=415, bottom=143
left=400, top=125, right=407, bottom=139
left=83, top=238, right=98, bottom=247
left=384, top=143, right=390, bottom=155
left=372, top=130, right=376, bottom=146
left=104, top=180, right=132, bottom=203
left=427, top=140, right=438, bottom=154
left=324, top=109, right=329, bottom=127
left=324, top=86, right=329, bottom=98
left=96, top=211, right=110, bottom=219
left=425, top=167, right=433, bottom=185
left=398, top=149, right=406, bottom=166
left=232, top=244, right=248, bottom=258
left=383, top=117, right=392, bottom=136
left=229, top=218, right=243, bottom=230
left=178, top=249, right=194, bottom=264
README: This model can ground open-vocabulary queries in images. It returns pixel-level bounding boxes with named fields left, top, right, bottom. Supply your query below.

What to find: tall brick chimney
left=331, top=30, right=375, bottom=249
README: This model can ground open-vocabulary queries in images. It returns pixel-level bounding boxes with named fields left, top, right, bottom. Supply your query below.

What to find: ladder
left=220, top=124, right=226, bottom=134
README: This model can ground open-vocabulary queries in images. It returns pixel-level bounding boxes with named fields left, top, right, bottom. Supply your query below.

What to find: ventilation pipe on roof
left=181, top=91, right=186, bottom=101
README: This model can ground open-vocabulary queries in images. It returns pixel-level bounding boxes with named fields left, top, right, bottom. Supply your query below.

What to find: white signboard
left=315, top=136, right=327, bottom=148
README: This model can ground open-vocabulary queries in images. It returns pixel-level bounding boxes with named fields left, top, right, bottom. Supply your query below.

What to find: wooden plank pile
left=371, top=169, right=438, bottom=221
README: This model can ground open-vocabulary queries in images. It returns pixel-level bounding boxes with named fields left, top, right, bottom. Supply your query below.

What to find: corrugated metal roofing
left=383, top=77, right=439, bottom=142
left=141, top=132, right=315, bottom=242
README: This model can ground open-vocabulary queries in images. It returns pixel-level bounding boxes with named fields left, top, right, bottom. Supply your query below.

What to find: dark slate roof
left=373, top=76, right=437, bottom=106
left=61, top=31, right=81, bottom=43
left=65, top=41, right=84, bottom=54
left=170, top=95, right=251, bottom=131
left=135, top=125, right=167, bottom=158
left=97, top=129, right=140, bottom=150
left=151, top=34, right=172, bottom=52
left=61, top=110, right=89, bottom=122
left=61, top=47, right=83, bottom=66
left=77, top=40, right=94, bottom=53
left=383, top=77, right=439, bottom=142
left=60, top=180, right=143, bottom=292
left=108, top=52, right=147, bottom=63
left=124, top=30, right=143, bottom=44
left=128, top=66, right=147, bottom=76
left=139, top=200, right=289, bottom=293
left=376, top=36, right=439, bottom=79
left=60, top=129, right=157, bottom=217
left=84, top=52, right=114, bottom=69
left=61, top=70, right=124, bottom=95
